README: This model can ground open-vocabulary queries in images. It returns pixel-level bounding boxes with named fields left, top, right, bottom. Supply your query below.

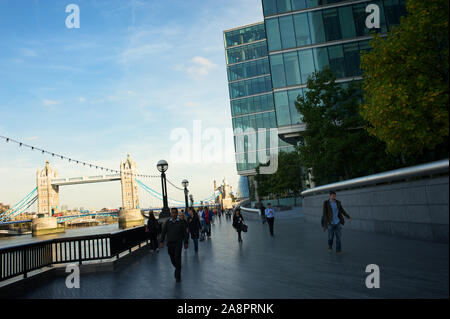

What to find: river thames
left=0, top=224, right=121, bottom=249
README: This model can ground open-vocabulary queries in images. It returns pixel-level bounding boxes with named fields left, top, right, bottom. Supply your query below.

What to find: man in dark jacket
left=160, top=208, right=189, bottom=282
left=188, top=208, right=201, bottom=252
left=323, top=191, right=351, bottom=254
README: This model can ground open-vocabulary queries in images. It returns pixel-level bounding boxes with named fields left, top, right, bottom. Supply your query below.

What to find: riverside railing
left=0, top=225, right=150, bottom=283
left=301, top=159, right=449, bottom=197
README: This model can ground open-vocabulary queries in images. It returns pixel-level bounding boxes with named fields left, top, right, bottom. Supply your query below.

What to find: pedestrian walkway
left=11, top=209, right=449, bottom=298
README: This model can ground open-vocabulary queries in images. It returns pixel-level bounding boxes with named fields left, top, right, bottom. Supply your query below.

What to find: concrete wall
left=251, top=196, right=302, bottom=208
left=302, top=176, right=448, bottom=243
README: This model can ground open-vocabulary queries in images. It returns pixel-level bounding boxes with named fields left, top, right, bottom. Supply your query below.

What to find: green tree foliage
left=360, top=0, right=449, bottom=158
left=255, top=150, right=303, bottom=203
left=295, top=69, right=398, bottom=186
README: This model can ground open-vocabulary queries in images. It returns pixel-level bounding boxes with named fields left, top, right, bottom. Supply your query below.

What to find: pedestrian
left=146, top=211, right=161, bottom=252
left=322, top=191, right=351, bottom=254
left=160, top=208, right=189, bottom=282
left=232, top=207, right=245, bottom=243
left=201, top=206, right=213, bottom=238
left=265, top=203, right=275, bottom=236
left=179, top=212, right=189, bottom=236
left=260, top=203, right=266, bottom=224
left=188, top=207, right=201, bottom=252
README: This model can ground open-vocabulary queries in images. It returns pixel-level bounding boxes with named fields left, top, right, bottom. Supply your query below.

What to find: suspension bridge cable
left=135, top=179, right=186, bottom=204
left=0, top=135, right=160, bottom=179
left=0, top=188, right=37, bottom=220
left=166, top=178, right=185, bottom=191
left=0, top=195, right=37, bottom=222
left=3, top=195, right=38, bottom=222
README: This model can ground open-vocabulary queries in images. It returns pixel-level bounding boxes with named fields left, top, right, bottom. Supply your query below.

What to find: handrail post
left=23, top=248, right=27, bottom=279
left=78, top=240, right=82, bottom=265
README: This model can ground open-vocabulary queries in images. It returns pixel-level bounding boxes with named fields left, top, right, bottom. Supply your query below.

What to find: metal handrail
left=301, top=159, right=449, bottom=197
left=241, top=207, right=261, bottom=214
left=0, top=225, right=149, bottom=283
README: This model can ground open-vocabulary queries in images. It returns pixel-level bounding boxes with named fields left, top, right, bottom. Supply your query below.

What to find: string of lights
left=166, top=178, right=185, bottom=191
left=0, top=135, right=160, bottom=178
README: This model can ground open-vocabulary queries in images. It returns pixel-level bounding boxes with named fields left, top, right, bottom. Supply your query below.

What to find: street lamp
left=157, top=160, right=170, bottom=223
left=182, top=179, right=189, bottom=214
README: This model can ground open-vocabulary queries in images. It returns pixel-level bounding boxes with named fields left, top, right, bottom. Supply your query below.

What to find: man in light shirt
left=322, top=191, right=351, bottom=254
left=265, top=203, right=275, bottom=236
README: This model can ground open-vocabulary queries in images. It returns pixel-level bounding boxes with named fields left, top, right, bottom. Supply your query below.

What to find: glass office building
left=224, top=22, right=295, bottom=175
left=224, top=0, right=406, bottom=178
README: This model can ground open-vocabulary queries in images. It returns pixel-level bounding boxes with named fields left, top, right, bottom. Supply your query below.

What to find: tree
left=360, top=0, right=449, bottom=159
left=255, top=150, right=303, bottom=205
left=295, top=69, right=399, bottom=186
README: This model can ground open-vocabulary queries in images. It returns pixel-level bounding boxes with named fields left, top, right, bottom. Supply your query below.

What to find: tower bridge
left=33, top=154, right=143, bottom=235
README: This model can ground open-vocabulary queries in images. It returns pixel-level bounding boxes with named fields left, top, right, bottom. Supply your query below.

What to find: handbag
left=242, top=224, right=248, bottom=232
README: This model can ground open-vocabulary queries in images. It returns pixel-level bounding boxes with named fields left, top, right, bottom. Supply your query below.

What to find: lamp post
left=157, top=160, right=170, bottom=223
left=182, top=179, right=189, bottom=214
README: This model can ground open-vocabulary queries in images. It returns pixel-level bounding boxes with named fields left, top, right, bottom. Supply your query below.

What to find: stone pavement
left=12, top=209, right=449, bottom=298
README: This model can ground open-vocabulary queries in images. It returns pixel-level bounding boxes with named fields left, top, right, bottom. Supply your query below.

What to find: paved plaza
left=9, top=210, right=449, bottom=298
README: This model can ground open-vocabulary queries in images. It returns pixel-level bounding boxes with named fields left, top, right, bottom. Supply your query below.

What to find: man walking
left=322, top=191, right=351, bottom=254
left=265, top=203, right=275, bottom=236
left=202, top=206, right=213, bottom=239
left=260, top=203, right=266, bottom=224
left=160, top=208, right=189, bottom=282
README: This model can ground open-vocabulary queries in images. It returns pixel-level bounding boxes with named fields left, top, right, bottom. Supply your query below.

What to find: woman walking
left=146, top=212, right=161, bottom=252
left=232, top=208, right=245, bottom=243
left=188, top=208, right=201, bottom=252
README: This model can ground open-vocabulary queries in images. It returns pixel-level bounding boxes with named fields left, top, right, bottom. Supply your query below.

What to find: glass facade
left=265, top=0, right=403, bottom=52
left=224, top=0, right=407, bottom=175
left=262, top=0, right=404, bottom=17
left=270, top=39, right=370, bottom=89
left=225, top=23, right=290, bottom=173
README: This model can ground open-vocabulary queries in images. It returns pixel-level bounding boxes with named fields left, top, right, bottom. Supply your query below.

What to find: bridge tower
left=33, top=161, right=65, bottom=236
left=118, top=154, right=143, bottom=229
left=36, top=161, right=60, bottom=216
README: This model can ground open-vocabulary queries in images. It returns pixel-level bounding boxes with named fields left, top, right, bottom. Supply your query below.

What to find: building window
left=298, top=49, right=315, bottom=84
left=274, top=91, right=291, bottom=126
left=270, top=54, right=287, bottom=88
left=308, top=10, right=326, bottom=44
left=266, top=18, right=281, bottom=51
left=284, top=51, right=302, bottom=86
left=293, top=13, right=311, bottom=47
left=288, top=89, right=304, bottom=124
left=328, top=44, right=346, bottom=78
left=279, top=15, right=296, bottom=49
left=322, top=8, right=342, bottom=41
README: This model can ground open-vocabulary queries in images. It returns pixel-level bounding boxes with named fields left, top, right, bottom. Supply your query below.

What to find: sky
left=0, top=0, right=263, bottom=210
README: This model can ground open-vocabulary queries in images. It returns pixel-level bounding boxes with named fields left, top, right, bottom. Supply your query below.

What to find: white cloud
left=42, top=99, right=61, bottom=106
left=78, top=97, right=86, bottom=103
left=25, top=136, right=39, bottom=141
left=21, top=48, right=37, bottom=57
left=185, top=56, right=218, bottom=78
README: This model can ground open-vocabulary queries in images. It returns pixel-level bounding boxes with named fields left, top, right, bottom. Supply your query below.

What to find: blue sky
left=0, top=0, right=263, bottom=210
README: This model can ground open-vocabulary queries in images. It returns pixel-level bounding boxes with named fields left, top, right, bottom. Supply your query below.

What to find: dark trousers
left=167, top=241, right=182, bottom=279
left=192, top=238, right=199, bottom=251
left=237, top=230, right=242, bottom=241
left=327, top=224, right=342, bottom=252
left=267, top=217, right=274, bottom=235
left=149, top=233, right=158, bottom=250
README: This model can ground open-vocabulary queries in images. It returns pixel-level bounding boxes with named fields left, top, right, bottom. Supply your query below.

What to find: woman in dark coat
left=188, top=208, right=201, bottom=252
left=232, top=208, right=245, bottom=243
left=146, top=212, right=160, bottom=252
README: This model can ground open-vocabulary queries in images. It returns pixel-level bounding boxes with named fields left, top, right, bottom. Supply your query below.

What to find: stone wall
left=302, top=176, right=449, bottom=243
